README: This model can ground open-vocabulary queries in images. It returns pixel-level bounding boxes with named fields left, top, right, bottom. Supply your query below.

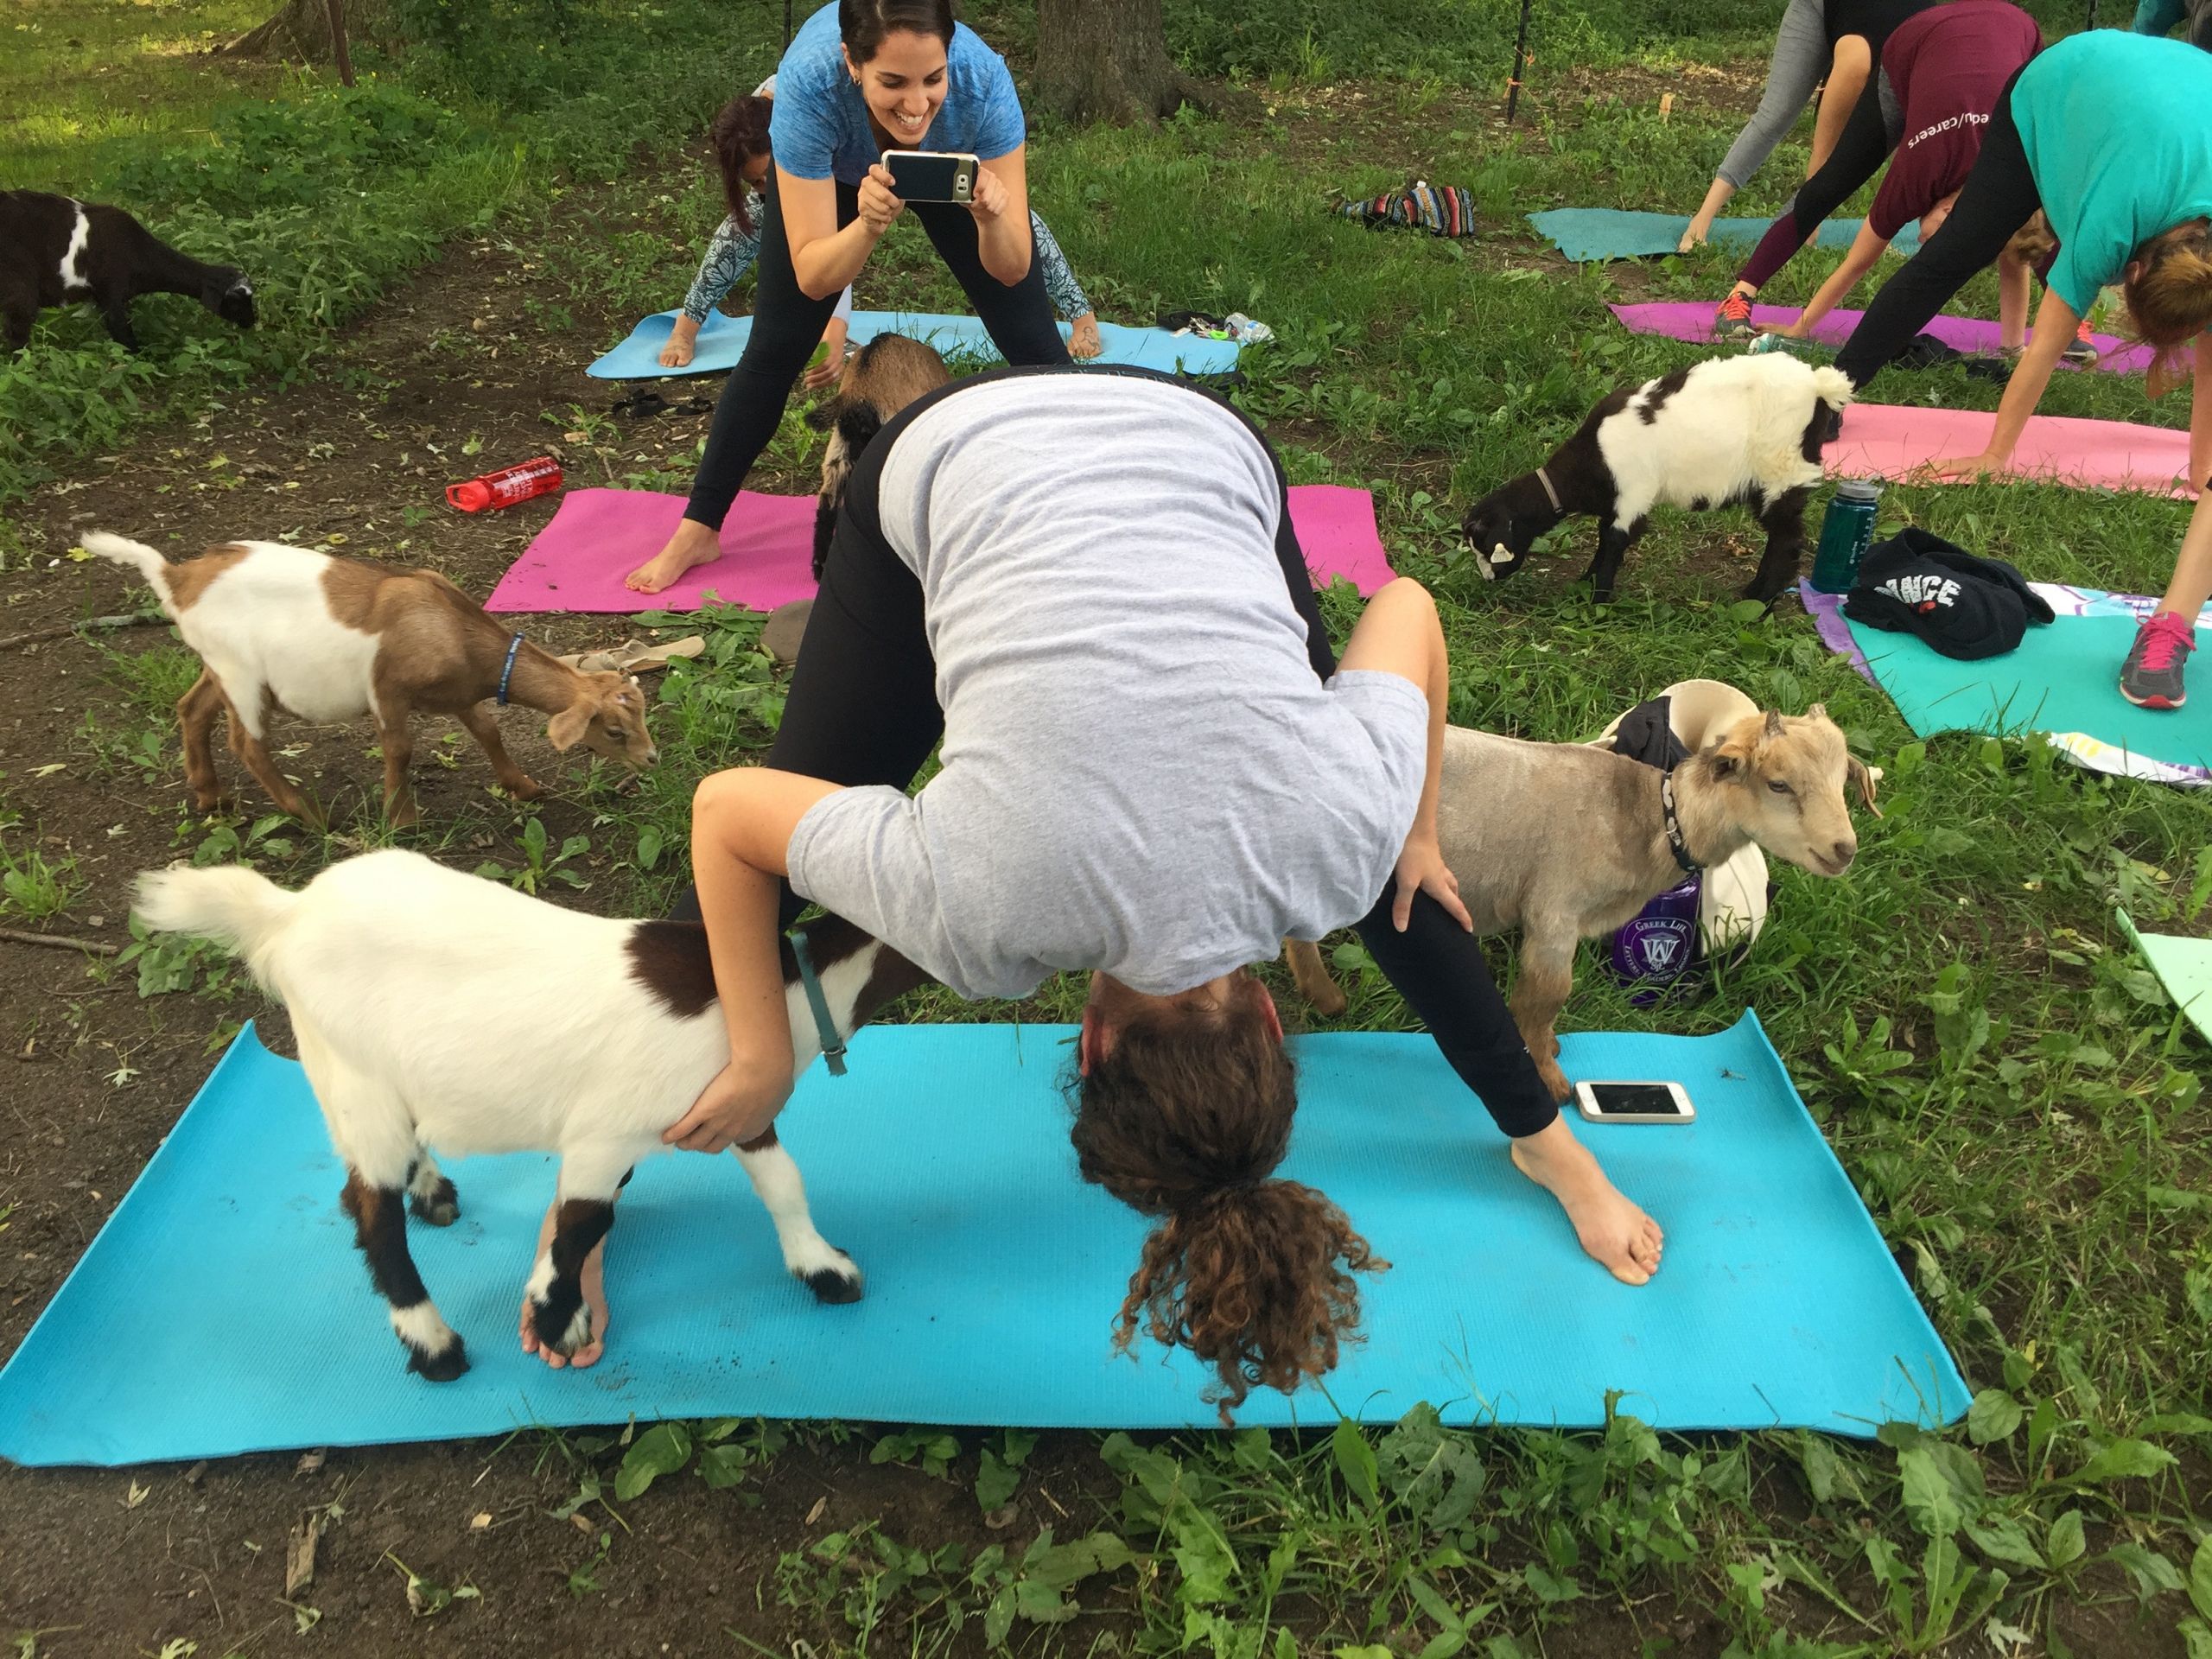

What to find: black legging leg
left=909, top=201, right=1072, bottom=366
left=683, top=175, right=857, bottom=531
left=1834, top=74, right=2043, bottom=391
left=1737, top=73, right=1896, bottom=290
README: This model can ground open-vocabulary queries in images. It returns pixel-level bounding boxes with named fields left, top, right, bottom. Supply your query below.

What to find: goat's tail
left=80, top=531, right=176, bottom=613
left=133, top=866, right=298, bottom=988
left=1808, top=366, right=1854, bottom=412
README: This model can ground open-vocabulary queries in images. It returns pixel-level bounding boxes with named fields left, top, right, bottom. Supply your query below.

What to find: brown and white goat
left=805, top=333, right=950, bottom=576
left=85, top=532, right=656, bottom=828
left=1285, top=705, right=1879, bottom=1103
left=1459, top=353, right=1853, bottom=605
left=134, top=849, right=930, bottom=1379
left=2, top=190, right=255, bottom=353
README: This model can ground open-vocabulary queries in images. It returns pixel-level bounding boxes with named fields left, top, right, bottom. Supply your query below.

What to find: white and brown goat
left=134, top=849, right=928, bottom=1379
left=1285, top=704, right=1879, bottom=1102
left=86, top=532, right=656, bottom=828
left=806, top=333, right=950, bottom=577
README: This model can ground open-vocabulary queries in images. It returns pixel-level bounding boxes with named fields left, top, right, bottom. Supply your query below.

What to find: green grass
left=11, top=0, right=2212, bottom=1652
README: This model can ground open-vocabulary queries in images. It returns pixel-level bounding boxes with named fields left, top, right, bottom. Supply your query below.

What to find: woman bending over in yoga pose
left=558, top=369, right=1667, bottom=1414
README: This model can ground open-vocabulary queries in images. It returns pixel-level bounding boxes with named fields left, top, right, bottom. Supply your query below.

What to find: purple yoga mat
left=483, top=486, right=1399, bottom=615
left=1610, top=302, right=2154, bottom=376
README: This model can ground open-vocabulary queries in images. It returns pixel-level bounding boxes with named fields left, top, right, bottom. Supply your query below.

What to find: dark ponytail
left=838, top=0, right=954, bottom=66
left=709, top=95, right=774, bottom=233
left=1068, top=975, right=1385, bottom=1422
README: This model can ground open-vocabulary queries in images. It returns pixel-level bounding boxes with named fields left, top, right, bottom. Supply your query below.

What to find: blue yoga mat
left=586, top=309, right=1243, bottom=380
left=0, top=1014, right=1966, bottom=1465
left=1843, top=604, right=2212, bottom=773
left=1528, top=208, right=1920, bottom=264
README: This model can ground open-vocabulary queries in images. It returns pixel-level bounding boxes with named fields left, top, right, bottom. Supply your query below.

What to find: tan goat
left=806, top=333, right=951, bottom=577
left=1285, top=705, right=1878, bottom=1102
left=85, top=532, right=657, bottom=828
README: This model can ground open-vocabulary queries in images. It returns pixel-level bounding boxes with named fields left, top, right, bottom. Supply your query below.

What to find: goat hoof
left=1538, top=1064, right=1573, bottom=1105
left=800, top=1251, right=865, bottom=1306
left=531, top=1297, right=595, bottom=1357
left=503, top=777, right=545, bottom=803
left=407, top=1333, right=470, bottom=1382
left=409, top=1179, right=461, bottom=1227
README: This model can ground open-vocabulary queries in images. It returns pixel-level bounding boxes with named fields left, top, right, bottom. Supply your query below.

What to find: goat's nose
left=1832, top=838, right=1856, bottom=868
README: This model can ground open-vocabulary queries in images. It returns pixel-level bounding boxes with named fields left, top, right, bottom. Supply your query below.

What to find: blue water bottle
left=1808, top=479, right=1881, bottom=594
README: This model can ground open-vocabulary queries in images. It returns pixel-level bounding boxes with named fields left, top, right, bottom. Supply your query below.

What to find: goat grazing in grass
left=1459, top=353, right=1853, bottom=604
left=134, top=849, right=929, bottom=1379
left=1, top=190, right=255, bottom=353
left=85, top=532, right=657, bottom=829
left=806, top=333, right=950, bottom=576
left=1284, top=704, right=1879, bottom=1103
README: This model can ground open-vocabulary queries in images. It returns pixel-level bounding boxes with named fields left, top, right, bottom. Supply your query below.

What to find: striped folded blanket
left=1336, top=180, right=1476, bottom=238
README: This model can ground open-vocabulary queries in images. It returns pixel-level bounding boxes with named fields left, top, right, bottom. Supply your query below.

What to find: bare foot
left=625, top=517, right=722, bottom=594
left=1509, top=1118, right=1664, bottom=1286
left=518, top=1198, right=611, bottom=1370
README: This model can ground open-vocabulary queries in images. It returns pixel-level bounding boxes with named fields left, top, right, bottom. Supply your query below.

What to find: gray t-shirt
left=785, top=374, right=1428, bottom=1000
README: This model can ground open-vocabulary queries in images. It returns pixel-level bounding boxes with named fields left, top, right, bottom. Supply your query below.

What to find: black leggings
left=1738, top=68, right=1898, bottom=290
left=685, top=364, right=1561, bottom=1138
left=681, top=173, right=1072, bottom=530
left=1834, top=67, right=2041, bottom=391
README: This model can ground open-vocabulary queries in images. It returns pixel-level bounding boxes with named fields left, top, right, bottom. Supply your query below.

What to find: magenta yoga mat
left=1610, top=302, right=2152, bottom=375
left=482, top=486, right=1400, bottom=615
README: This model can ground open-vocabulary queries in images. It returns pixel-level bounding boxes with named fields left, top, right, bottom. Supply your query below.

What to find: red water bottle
left=446, top=456, right=563, bottom=512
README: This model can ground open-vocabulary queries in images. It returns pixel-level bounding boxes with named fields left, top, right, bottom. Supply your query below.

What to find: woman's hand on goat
left=664, top=1057, right=791, bottom=1155
left=858, top=165, right=906, bottom=235
left=1391, top=831, right=1472, bottom=933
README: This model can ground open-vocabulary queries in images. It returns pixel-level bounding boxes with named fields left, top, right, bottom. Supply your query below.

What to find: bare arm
left=1337, top=578, right=1471, bottom=931
left=1929, top=285, right=2076, bottom=478
left=779, top=166, right=887, bottom=302
left=1997, top=247, right=2033, bottom=351
left=968, top=146, right=1034, bottom=287
left=664, top=766, right=846, bottom=1153
left=2192, top=332, right=2212, bottom=492
left=1787, top=220, right=1891, bottom=338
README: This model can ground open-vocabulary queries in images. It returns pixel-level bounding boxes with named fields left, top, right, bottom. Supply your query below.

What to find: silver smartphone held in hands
left=1573, top=1080, right=1696, bottom=1124
left=881, top=149, right=978, bottom=203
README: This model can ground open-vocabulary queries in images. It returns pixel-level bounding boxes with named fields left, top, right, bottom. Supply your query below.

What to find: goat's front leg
left=372, top=701, right=420, bottom=829
left=453, top=702, right=543, bottom=803
left=737, top=1127, right=863, bottom=1304
left=1745, top=487, right=1812, bottom=604
left=1580, top=518, right=1643, bottom=603
left=225, top=703, right=324, bottom=827
left=1281, top=938, right=1348, bottom=1018
left=522, top=1152, right=627, bottom=1365
left=176, top=669, right=231, bottom=811
left=1509, top=931, right=1580, bottom=1105
left=342, top=1169, right=468, bottom=1380
left=97, top=296, right=140, bottom=352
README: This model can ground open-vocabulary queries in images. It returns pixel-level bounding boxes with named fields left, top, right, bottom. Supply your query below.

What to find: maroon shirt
left=1869, top=0, right=2043, bottom=238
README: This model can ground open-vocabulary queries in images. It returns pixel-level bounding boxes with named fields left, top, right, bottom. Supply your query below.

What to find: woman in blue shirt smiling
left=627, top=0, right=1069, bottom=594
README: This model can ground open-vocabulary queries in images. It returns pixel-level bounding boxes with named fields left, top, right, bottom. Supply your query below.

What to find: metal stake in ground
left=1506, top=0, right=1535, bottom=124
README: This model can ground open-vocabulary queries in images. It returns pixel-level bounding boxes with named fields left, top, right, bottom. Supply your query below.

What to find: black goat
left=1, top=190, right=256, bottom=353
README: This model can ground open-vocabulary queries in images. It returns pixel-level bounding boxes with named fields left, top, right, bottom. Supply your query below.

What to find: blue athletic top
left=2011, top=31, right=2212, bottom=318
left=769, top=2, right=1027, bottom=186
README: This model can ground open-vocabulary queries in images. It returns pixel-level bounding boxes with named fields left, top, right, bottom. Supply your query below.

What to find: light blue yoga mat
left=587, top=309, right=1243, bottom=380
left=1529, top=208, right=1920, bottom=264
left=0, top=1014, right=1965, bottom=1466
left=1843, top=606, right=2212, bottom=774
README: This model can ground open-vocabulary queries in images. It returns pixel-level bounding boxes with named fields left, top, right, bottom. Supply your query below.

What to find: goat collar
left=1535, top=465, right=1563, bottom=515
left=1660, top=770, right=1701, bottom=875
left=790, top=929, right=849, bottom=1077
left=495, top=633, right=524, bottom=708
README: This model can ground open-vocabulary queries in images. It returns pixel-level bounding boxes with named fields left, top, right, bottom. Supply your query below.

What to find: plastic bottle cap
left=1835, top=479, right=1883, bottom=501
left=446, top=480, right=491, bottom=512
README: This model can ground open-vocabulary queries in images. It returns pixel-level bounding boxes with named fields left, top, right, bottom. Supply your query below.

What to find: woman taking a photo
left=1832, top=29, right=2212, bottom=709
left=626, top=0, right=1069, bottom=594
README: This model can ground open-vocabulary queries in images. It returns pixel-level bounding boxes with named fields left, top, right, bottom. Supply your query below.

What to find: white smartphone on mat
left=881, top=149, right=977, bottom=202
left=1573, top=1080, right=1696, bottom=1124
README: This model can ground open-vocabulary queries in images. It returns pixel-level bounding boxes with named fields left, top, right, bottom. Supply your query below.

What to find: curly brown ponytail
left=2120, top=218, right=2212, bottom=397
left=709, top=94, right=775, bottom=233
left=1069, top=975, right=1387, bottom=1422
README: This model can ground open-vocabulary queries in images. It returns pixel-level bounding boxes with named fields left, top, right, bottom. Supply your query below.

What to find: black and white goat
left=1, top=190, right=256, bottom=353
left=805, top=333, right=950, bottom=577
left=133, top=850, right=926, bottom=1381
left=1459, top=354, right=1853, bottom=605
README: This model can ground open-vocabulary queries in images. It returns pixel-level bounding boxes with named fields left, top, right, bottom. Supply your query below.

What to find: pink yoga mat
left=1828, top=404, right=2196, bottom=496
left=483, top=485, right=1399, bottom=614
left=1609, top=302, right=2153, bottom=376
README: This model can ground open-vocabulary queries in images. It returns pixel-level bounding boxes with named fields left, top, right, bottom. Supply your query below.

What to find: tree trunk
left=1032, top=0, right=1193, bottom=126
left=224, top=0, right=390, bottom=65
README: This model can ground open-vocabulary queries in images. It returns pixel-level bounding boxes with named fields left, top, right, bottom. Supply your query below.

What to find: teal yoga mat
left=0, top=1015, right=1966, bottom=1466
left=1529, top=208, right=1919, bottom=264
left=586, top=309, right=1243, bottom=380
left=1842, top=607, right=2212, bottom=773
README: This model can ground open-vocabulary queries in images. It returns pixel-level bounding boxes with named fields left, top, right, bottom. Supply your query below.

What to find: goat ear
left=804, top=397, right=842, bottom=434
left=1704, top=739, right=1743, bottom=779
left=546, top=702, right=594, bottom=752
left=835, top=404, right=884, bottom=454
left=1847, top=755, right=1885, bottom=817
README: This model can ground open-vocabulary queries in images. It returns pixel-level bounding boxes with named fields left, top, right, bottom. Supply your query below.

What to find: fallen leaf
left=983, top=1503, right=1020, bottom=1530
left=124, top=1480, right=149, bottom=1509
left=569, top=1511, right=594, bottom=1533
left=285, top=1513, right=321, bottom=1596
left=29, top=763, right=66, bottom=778
left=469, top=1511, right=493, bottom=1530
left=296, top=1447, right=327, bottom=1476
left=804, top=1496, right=827, bottom=1526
